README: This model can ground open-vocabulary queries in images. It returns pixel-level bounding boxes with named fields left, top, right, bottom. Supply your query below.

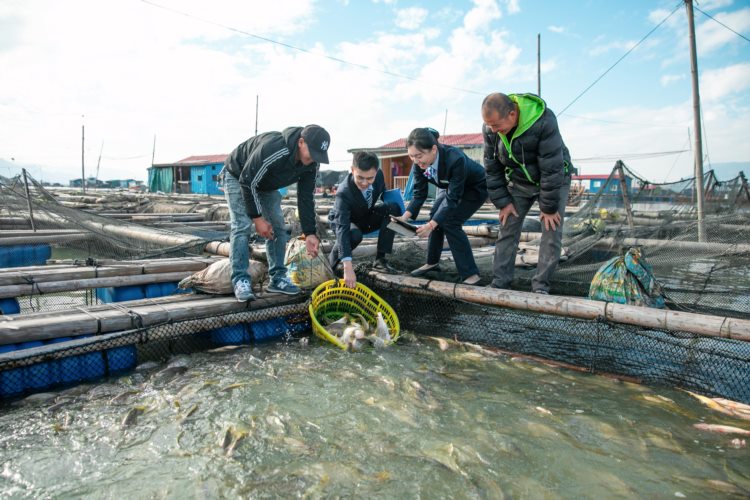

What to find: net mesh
left=1, top=166, right=749, bottom=404
left=384, top=162, right=750, bottom=319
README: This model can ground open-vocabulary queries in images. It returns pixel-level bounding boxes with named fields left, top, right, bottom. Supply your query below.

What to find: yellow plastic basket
left=308, top=279, right=400, bottom=350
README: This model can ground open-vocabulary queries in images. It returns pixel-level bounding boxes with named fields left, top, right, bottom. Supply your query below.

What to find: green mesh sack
left=588, top=247, right=666, bottom=308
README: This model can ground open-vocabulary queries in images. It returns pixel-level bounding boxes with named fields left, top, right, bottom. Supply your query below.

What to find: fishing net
left=1, top=165, right=750, bottom=406
left=383, top=162, right=750, bottom=319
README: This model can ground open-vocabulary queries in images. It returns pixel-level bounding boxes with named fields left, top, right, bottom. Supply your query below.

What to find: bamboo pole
left=0, top=229, right=88, bottom=237
left=203, top=237, right=495, bottom=259
left=0, top=294, right=306, bottom=345
left=0, top=257, right=217, bottom=286
left=595, top=237, right=750, bottom=254
left=0, top=233, right=91, bottom=246
left=0, top=271, right=193, bottom=299
left=0, top=302, right=310, bottom=368
left=24, top=210, right=206, bottom=248
left=368, top=273, right=750, bottom=341
left=615, top=161, right=635, bottom=229
left=21, top=169, right=36, bottom=231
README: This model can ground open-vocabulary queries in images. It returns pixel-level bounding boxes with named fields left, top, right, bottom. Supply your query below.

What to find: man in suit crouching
left=328, top=151, right=401, bottom=288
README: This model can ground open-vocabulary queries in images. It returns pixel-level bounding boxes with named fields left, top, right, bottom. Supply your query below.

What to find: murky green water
left=1, top=335, right=748, bottom=498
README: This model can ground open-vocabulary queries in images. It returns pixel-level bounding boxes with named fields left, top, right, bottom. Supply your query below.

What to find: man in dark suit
left=328, top=151, right=401, bottom=288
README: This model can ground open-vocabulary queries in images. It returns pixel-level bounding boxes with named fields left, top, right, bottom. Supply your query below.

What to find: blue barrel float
left=0, top=244, right=52, bottom=268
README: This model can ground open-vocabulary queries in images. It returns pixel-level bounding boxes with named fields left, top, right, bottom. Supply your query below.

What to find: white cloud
left=394, top=7, right=428, bottom=30
left=701, top=62, right=750, bottom=101
left=505, top=0, right=521, bottom=14
left=696, top=7, right=750, bottom=55
left=700, top=0, right=734, bottom=10
left=548, top=25, right=565, bottom=34
left=589, top=40, right=637, bottom=57
left=660, top=74, right=684, bottom=86
left=464, top=0, right=502, bottom=32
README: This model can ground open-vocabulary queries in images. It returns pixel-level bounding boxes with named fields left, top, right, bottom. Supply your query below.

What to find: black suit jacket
left=406, top=144, right=487, bottom=225
left=328, top=170, right=386, bottom=260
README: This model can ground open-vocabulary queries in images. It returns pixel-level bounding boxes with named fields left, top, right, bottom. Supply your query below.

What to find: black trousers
left=329, top=202, right=401, bottom=267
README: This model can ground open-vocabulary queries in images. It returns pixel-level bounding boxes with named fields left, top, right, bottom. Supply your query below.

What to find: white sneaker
left=233, top=279, right=255, bottom=302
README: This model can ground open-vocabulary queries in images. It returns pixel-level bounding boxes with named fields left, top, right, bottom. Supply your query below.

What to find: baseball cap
left=301, top=125, right=331, bottom=164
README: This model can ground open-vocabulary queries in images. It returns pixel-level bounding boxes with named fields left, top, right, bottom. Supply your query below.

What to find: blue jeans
left=223, top=170, right=289, bottom=286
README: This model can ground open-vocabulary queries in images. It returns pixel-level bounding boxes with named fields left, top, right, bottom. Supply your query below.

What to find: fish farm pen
left=1, top=167, right=749, bottom=497
left=0, top=165, right=749, bottom=403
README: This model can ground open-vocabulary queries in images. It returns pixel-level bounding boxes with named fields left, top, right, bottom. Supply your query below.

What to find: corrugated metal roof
left=175, top=154, right=228, bottom=165
left=151, top=154, right=228, bottom=168
left=378, top=133, right=484, bottom=150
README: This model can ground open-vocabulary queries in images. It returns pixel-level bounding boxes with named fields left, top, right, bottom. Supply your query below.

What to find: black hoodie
left=224, top=126, right=318, bottom=235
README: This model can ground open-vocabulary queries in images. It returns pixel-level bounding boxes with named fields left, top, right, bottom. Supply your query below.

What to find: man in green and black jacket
left=481, top=92, right=574, bottom=294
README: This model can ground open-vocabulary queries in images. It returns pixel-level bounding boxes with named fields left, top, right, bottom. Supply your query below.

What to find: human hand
left=254, top=217, right=274, bottom=239
left=343, top=263, right=357, bottom=288
left=399, top=211, right=413, bottom=222
left=305, top=234, right=320, bottom=258
left=540, top=212, right=561, bottom=231
left=416, top=220, right=436, bottom=238
left=498, top=204, right=518, bottom=226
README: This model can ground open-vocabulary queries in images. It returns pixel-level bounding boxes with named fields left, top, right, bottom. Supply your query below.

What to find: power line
left=558, top=2, right=683, bottom=116
left=561, top=113, right=685, bottom=129
left=139, top=0, right=485, bottom=96
left=694, top=5, right=750, bottom=43
left=572, top=149, right=688, bottom=163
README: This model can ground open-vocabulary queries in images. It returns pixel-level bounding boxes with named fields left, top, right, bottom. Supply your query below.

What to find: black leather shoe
left=410, top=263, right=440, bottom=277
left=372, top=258, right=398, bottom=274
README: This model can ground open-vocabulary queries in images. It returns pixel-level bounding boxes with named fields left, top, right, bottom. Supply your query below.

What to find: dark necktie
left=364, top=188, right=372, bottom=208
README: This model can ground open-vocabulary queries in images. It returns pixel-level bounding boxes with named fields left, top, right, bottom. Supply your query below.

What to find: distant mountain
left=709, top=162, right=750, bottom=181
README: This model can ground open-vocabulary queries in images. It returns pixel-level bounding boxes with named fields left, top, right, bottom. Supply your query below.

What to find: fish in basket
left=309, top=279, right=400, bottom=351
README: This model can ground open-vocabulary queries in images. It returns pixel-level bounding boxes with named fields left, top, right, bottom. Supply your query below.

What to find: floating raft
left=368, top=272, right=750, bottom=341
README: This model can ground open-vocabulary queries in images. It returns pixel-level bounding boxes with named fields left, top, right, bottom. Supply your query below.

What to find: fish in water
left=693, top=423, right=750, bottom=436
left=221, top=425, right=249, bottom=457
left=121, top=406, right=146, bottom=428
left=375, top=312, right=391, bottom=343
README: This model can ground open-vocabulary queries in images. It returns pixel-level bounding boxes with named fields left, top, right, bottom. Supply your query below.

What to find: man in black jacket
left=328, top=151, right=400, bottom=288
left=481, top=93, right=574, bottom=294
left=222, top=125, right=329, bottom=301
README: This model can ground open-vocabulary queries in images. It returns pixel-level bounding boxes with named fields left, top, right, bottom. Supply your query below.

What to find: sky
left=1, top=0, right=748, bottom=185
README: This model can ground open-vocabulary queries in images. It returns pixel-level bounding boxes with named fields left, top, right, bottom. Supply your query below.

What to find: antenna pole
left=443, top=109, right=448, bottom=136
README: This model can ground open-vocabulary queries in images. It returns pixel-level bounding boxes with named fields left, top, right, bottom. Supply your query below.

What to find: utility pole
left=151, top=134, right=157, bottom=166
left=685, top=0, right=705, bottom=242
left=537, top=33, right=541, bottom=97
left=255, top=95, right=259, bottom=136
left=81, top=115, right=86, bottom=194
left=443, top=109, right=448, bottom=136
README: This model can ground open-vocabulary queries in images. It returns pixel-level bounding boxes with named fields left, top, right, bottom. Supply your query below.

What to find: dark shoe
left=462, top=274, right=481, bottom=286
left=372, top=258, right=398, bottom=274
left=410, top=263, right=440, bottom=277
